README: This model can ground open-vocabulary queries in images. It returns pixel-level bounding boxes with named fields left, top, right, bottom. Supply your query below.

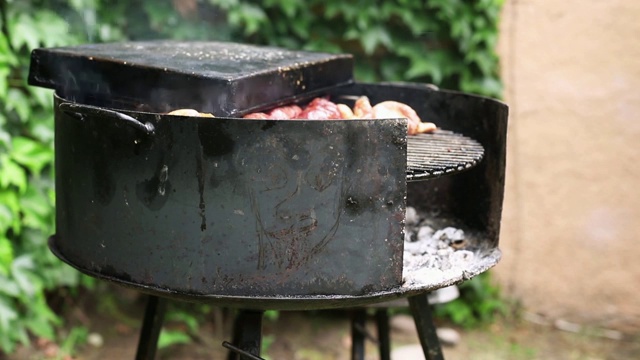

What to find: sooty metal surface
left=406, top=130, right=484, bottom=181
left=48, top=235, right=500, bottom=311
left=28, top=41, right=353, bottom=116
left=53, top=93, right=407, bottom=299
left=42, top=80, right=508, bottom=311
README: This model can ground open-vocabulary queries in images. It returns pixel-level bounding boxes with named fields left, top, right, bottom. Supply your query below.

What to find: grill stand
left=408, top=293, right=445, bottom=360
left=225, top=310, right=265, bottom=360
left=375, top=309, right=391, bottom=360
left=134, top=293, right=444, bottom=360
left=135, top=296, right=167, bottom=360
left=350, top=293, right=444, bottom=360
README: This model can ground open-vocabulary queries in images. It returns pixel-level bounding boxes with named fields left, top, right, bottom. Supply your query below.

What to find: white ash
left=402, top=207, right=476, bottom=288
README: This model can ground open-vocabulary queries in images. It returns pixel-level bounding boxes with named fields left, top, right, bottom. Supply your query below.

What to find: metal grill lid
left=28, top=41, right=354, bottom=116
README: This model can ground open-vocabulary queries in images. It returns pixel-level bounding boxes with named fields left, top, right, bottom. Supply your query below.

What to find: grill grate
left=407, top=130, right=484, bottom=181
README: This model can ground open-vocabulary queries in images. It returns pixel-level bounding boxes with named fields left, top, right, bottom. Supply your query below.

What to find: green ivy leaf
left=228, top=4, right=267, bottom=36
left=0, top=236, right=14, bottom=276
left=158, top=329, right=192, bottom=349
left=0, top=273, right=20, bottom=296
left=208, top=0, right=240, bottom=10
left=403, top=49, right=456, bottom=84
left=8, top=13, right=40, bottom=51
left=166, top=311, right=199, bottom=333
left=360, top=26, right=392, bottom=55
left=0, top=203, right=13, bottom=231
left=68, top=0, right=99, bottom=12
left=19, top=185, right=53, bottom=231
left=0, top=67, right=10, bottom=100
left=34, top=11, right=75, bottom=48
left=325, top=2, right=359, bottom=21
left=10, top=137, right=53, bottom=176
left=5, top=89, right=32, bottom=122
left=0, top=156, right=27, bottom=194
left=24, top=296, right=60, bottom=340
left=264, top=0, right=301, bottom=18
left=0, top=297, right=19, bottom=341
left=11, top=255, right=39, bottom=296
left=0, top=35, right=18, bottom=67
left=26, top=87, right=53, bottom=111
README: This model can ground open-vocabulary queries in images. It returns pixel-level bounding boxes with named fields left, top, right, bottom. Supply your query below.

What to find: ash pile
left=402, top=206, right=478, bottom=288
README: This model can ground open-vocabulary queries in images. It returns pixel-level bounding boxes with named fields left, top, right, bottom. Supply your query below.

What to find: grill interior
left=407, top=130, right=485, bottom=181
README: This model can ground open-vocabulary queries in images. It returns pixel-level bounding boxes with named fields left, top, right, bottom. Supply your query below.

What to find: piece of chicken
left=268, top=104, right=302, bottom=119
left=242, top=104, right=302, bottom=120
left=167, top=109, right=215, bottom=117
left=353, top=96, right=374, bottom=119
left=242, top=112, right=270, bottom=119
left=371, top=100, right=436, bottom=135
left=337, top=104, right=355, bottom=119
left=296, top=98, right=341, bottom=120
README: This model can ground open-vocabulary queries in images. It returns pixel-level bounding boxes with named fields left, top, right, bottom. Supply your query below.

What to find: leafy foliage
left=210, top=0, right=503, bottom=96
left=0, top=0, right=504, bottom=354
left=435, top=272, right=507, bottom=328
left=0, top=1, right=92, bottom=353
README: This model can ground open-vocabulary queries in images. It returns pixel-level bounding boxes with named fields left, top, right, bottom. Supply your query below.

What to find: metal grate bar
left=406, top=130, right=484, bottom=181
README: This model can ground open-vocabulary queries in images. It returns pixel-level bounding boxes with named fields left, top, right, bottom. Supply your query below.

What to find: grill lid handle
left=59, top=102, right=155, bottom=135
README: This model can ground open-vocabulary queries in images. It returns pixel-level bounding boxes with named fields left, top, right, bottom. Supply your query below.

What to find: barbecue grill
left=28, top=41, right=508, bottom=360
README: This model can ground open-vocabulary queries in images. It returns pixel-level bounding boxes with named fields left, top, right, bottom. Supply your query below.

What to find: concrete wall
left=496, top=0, right=640, bottom=328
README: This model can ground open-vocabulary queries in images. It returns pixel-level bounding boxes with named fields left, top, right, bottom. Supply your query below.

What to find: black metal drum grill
left=29, top=41, right=508, bottom=360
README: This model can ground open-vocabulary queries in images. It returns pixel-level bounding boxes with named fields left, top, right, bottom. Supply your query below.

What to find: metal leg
left=226, top=310, right=264, bottom=360
left=375, top=309, right=391, bottom=360
left=351, top=309, right=367, bottom=360
left=408, top=293, right=444, bottom=360
left=135, top=295, right=167, bottom=360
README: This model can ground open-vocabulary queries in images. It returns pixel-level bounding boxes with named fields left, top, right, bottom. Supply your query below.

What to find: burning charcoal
left=403, top=241, right=421, bottom=254
left=416, top=226, right=434, bottom=242
left=449, top=250, right=475, bottom=267
left=402, top=208, right=485, bottom=289
left=404, top=228, right=418, bottom=243
left=405, top=206, right=420, bottom=226
left=404, top=239, right=433, bottom=255
left=433, top=227, right=465, bottom=242
left=437, top=248, right=452, bottom=257
left=450, top=238, right=467, bottom=250
left=433, top=227, right=465, bottom=247
left=403, top=268, right=449, bottom=287
left=424, top=256, right=440, bottom=269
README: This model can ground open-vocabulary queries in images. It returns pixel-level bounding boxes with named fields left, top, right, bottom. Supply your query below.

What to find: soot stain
left=136, top=161, right=171, bottom=211
left=261, top=120, right=277, bottom=131
left=345, top=196, right=361, bottom=215
left=196, top=147, right=207, bottom=231
left=197, top=122, right=234, bottom=158
left=93, top=155, right=116, bottom=206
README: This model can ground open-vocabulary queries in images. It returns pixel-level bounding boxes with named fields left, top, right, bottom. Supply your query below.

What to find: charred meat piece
left=296, top=98, right=342, bottom=120
left=243, top=104, right=302, bottom=120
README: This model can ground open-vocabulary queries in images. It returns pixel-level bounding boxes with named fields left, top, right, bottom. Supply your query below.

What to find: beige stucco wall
left=496, top=0, right=640, bottom=328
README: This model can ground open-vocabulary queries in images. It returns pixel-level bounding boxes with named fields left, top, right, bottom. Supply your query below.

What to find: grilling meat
left=372, top=100, right=437, bottom=135
left=167, top=108, right=214, bottom=117
left=243, top=104, right=302, bottom=119
left=168, top=97, right=437, bottom=134
left=297, top=97, right=342, bottom=120
left=242, top=96, right=437, bottom=134
left=341, top=96, right=437, bottom=135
